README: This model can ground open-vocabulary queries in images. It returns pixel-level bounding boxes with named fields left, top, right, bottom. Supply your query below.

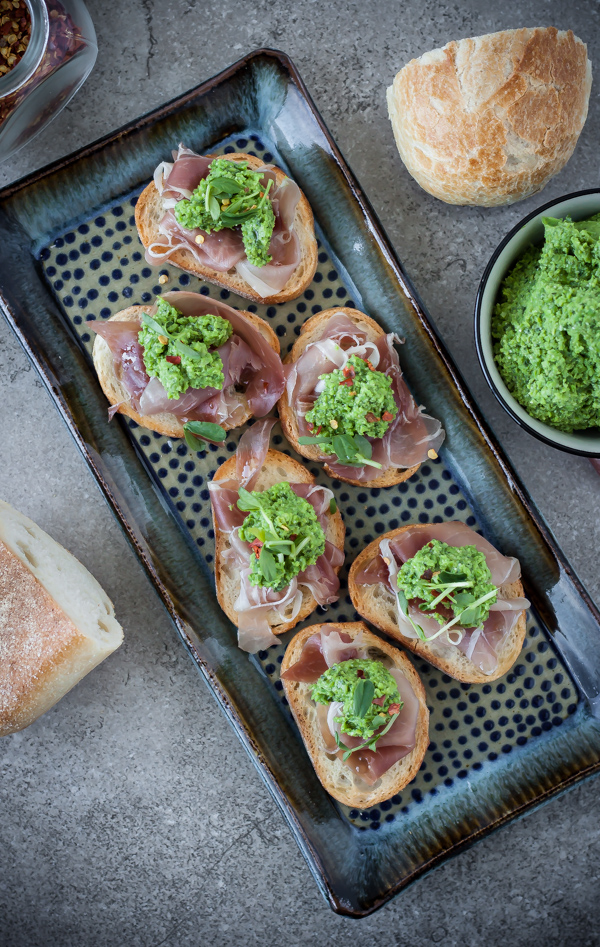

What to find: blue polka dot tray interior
left=2, top=51, right=600, bottom=917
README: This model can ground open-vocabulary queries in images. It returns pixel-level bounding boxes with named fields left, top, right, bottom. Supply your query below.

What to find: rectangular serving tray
left=2, top=49, right=600, bottom=917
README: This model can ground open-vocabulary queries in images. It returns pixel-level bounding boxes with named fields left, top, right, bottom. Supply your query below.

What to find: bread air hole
left=97, top=619, right=112, bottom=636
left=16, top=542, right=38, bottom=569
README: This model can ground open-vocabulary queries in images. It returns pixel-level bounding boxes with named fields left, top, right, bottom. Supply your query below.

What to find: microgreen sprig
left=141, top=312, right=209, bottom=363
left=236, top=486, right=320, bottom=587
left=335, top=712, right=401, bottom=761
left=397, top=582, right=499, bottom=644
left=298, top=432, right=382, bottom=469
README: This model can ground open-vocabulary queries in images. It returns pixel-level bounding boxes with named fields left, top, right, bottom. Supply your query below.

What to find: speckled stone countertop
left=1, top=2, right=599, bottom=945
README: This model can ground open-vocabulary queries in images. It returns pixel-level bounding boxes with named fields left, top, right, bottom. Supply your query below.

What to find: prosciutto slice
left=92, top=291, right=285, bottom=424
left=355, top=522, right=530, bottom=676
left=147, top=145, right=302, bottom=295
left=284, top=311, right=444, bottom=478
left=208, top=424, right=342, bottom=652
left=282, top=627, right=419, bottom=785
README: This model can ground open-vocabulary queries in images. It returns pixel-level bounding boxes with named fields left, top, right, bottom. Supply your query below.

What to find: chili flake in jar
left=0, top=0, right=30, bottom=75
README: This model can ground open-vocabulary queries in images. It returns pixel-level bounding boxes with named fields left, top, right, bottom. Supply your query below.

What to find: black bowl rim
left=474, top=186, right=600, bottom=459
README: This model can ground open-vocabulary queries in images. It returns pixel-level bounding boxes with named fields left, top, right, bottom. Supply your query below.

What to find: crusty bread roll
left=92, top=305, right=280, bottom=438
left=136, top=153, right=318, bottom=304
left=348, top=525, right=527, bottom=684
left=278, top=307, right=420, bottom=488
left=387, top=27, right=592, bottom=206
left=281, top=622, right=429, bottom=807
left=213, top=449, right=345, bottom=635
left=0, top=500, right=123, bottom=736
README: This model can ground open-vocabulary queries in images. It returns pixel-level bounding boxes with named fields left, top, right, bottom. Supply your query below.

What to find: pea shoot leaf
left=258, top=546, right=278, bottom=585
left=437, top=571, right=468, bottom=584
left=236, top=486, right=263, bottom=512
left=183, top=421, right=227, bottom=451
left=353, top=679, right=375, bottom=718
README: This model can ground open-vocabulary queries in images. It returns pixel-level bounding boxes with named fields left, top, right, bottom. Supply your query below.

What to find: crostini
left=281, top=621, right=429, bottom=807
left=278, top=307, right=444, bottom=487
left=209, top=419, right=345, bottom=652
left=348, top=522, right=530, bottom=683
left=92, top=290, right=285, bottom=442
left=136, top=146, right=318, bottom=304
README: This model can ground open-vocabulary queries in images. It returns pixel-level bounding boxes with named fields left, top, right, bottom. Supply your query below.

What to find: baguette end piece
left=0, top=500, right=123, bottom=736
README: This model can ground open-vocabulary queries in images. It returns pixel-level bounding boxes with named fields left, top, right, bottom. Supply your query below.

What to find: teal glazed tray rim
left=1, top=49, right=600, bottom=917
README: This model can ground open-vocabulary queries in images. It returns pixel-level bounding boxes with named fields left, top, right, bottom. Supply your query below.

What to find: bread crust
left=348, top=524, right=527, bottom=684
left=92, top=304, right=280, bottom=437
left=278, top=307, right=420, bottom=488
left=0, top=501, right=123, bottom=736
left=212, top=449, right=345, bottom=635
left=387, top=28, right=592, bottom=206
left=281, top=621, right=429, bottom=807
left=135, top=152, right=318, bottom=304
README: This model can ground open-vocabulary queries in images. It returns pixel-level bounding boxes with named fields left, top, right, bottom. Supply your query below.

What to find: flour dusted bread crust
left=213, top=449, right=345, bottom=635
left=92, top=305, right=280, bottom=437
left=348, top=525, right=527, bottom=684
left=281, top=621, right=429, bottom=807
left=278, top=307, right=420, bottom=488
left=0, top=500, right=123, bottom=736
left=387, top=28, right=592, bottom=206
left=135, top=152, right=318, bottom=304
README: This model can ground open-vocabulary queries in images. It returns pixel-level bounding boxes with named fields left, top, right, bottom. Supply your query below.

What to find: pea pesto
left=139, top=297, right=232, bottom=399
left=492, top=214, right=600, bottom=433
left=397, top=540, right=497, bottom=630
left=174, top=158, right=275, bottom=267
left=312, top=659, right=402, bottom=741
left=305, top=355, right=397, bottom=445
left=237, top=482, right=325, bottom=592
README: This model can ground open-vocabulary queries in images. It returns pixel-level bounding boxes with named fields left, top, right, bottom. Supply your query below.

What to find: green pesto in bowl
left=492, top=215, right=600, bottom=434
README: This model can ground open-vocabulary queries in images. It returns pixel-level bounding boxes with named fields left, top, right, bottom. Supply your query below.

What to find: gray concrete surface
left=1, top=1, right=600, bottom=944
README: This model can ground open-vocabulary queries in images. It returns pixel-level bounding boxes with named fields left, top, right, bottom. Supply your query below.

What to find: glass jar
left=0, top=0, right=96, bottom=163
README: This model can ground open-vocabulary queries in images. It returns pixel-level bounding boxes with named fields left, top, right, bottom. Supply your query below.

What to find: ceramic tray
left=1, top=50, right=600, bottom=917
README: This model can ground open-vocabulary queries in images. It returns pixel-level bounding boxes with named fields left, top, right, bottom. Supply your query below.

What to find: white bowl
left=475, top=190, right=600, bottom=457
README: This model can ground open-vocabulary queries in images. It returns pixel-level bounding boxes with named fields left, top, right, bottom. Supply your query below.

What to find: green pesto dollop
left=492, top=215, right=600, bottom=432
left=173, top=157, right=276, bottom=267
left=139, top=297, right=232, bottom=399
left=237, top=482, right=325, bottom=592
left=397, top=540, right=497, bottom=628
left=311, top=659, right=402, bottom=739
left=304, top=355, right=397, bottom=451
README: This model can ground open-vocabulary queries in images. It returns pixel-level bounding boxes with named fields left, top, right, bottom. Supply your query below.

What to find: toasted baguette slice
left=213, top=449, right=345, bottom=635
left=348, top=525, right=527, bottom=684
left=278, top=307, right=421, bottom=487
left=0, top=499, right=123, bottom=736
left=92, top=305, right=280, bottom=438
left=135, top=152, right=318, bottom=304
left=281, top=621, right=429, bottom=807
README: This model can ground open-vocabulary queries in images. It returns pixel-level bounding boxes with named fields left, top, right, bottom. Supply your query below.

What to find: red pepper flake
left=382, top=410, right=394, bottom=422
left=165, top=355, right=182, bottom=365
left=250, top=539, right=263, bottom=558
left=289, top=534, right=297, bottom=541
left=339, top=377, right=354, bottom=387
left=372, top=694, right=386, bottom=706
left=339, top=364, right=356, bottom=386
left=388, top=703, right=401, bottom=715
left=356, top=669, right=366, bottom=679
left=365, top=412, right=380, bottom=424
